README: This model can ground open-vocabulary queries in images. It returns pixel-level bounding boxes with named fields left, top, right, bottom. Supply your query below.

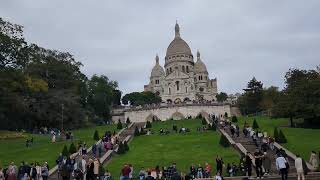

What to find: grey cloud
left=1, top=0, right=319, bottom=95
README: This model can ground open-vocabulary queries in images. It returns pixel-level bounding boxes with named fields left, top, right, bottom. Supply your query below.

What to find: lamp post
left=61, top=103, right=64, bottom=132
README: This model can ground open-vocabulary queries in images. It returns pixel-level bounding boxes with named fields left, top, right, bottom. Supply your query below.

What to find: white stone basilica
left=144, top=23, right=218, bottom=103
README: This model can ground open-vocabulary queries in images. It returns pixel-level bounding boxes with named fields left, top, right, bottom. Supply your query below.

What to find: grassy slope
left=238, top=116, right=320, bottom=161
left=106, top=119, right=240, bottom=179
left=0, top=125, right=117, bottom=168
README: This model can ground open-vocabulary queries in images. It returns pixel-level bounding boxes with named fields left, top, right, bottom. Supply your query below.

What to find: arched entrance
left=174, top=98, right=181, bottom=104
left=171, top=111, right=184, bottom=120
left=146, top=114, right=160, bottom=122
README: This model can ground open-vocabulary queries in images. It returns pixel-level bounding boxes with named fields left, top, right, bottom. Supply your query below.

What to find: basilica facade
left=144, top=23, right=218, bottom=104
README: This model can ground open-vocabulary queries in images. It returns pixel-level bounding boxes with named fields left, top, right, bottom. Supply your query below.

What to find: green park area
left=0, top=125, right=117, bottom=168
left=106, top=119, right=240, bottom=179
left=237, top=116, right=320, bottom=161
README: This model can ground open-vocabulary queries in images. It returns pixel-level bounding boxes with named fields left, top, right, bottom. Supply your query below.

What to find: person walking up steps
left=276, top=154, right=288, bottom=180
left=295, top=155, right=305, bottom=180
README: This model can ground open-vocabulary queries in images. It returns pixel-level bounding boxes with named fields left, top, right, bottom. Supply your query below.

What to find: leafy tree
left=252, top=119, right=259, bottom=129
left=278, top=130, right=287, bottom=143
left=216, top=92, right=228, bottom=102
left=69, top=142, right=77, bottom=154
left=134, top=126, right=140, bottom=136
left=219, top=134, right=230, bottom=147
left=123, top=141, right=129, bottom=151
left=62, top=145, right=69, bottom=157
left=93, top=130, right=99, bottom=141
left=231, top=116, right=238, bottom=123
left=237, top=77, right=263, bottom=115
left=274, top=127, right=279, bottom=142
left=146, top=121, right=152, bottom=128
left=122, top=91, right=161, bottom=106
left=117, top=119, right=123, bottom=129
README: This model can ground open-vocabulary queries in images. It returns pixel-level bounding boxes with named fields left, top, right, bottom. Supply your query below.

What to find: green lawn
left=106, top=119, right=240, bottom=179
left=0, top=125, right=117, bottom=168
left=237, top=116, right=320, bottom=161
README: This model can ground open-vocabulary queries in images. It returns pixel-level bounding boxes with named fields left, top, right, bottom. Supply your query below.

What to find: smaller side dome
left=194, top=50, right=208, bottom=74
left=151, top=54, right=165, bottom=77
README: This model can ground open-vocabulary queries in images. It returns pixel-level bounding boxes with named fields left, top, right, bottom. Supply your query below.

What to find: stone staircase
left=221, top=124, right=296, bottom=175
left=49, top=122, right=145, bottom=179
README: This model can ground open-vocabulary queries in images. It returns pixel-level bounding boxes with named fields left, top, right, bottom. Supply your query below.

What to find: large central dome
left=165, top=23, right=192, bottom=57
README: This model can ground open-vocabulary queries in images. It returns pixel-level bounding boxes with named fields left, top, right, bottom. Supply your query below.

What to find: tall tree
left=216, top=92, right=228, bottom=102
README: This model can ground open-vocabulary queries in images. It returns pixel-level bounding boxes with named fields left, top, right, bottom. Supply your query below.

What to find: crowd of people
left=0, top=161, right=49, bottom=180
left=222, top=120, right=320, bottom=180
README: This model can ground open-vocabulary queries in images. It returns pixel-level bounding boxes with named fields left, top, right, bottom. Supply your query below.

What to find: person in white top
left=276, top=154, right=288, bottom=180
left=214, top=171, right=223, bottom=180
left=81, top=157, right=87, bottom=175
left=295, top=155, right=305, bottom=180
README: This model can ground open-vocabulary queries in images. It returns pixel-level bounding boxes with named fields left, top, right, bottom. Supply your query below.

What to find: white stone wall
left=122, top=104, right=231, bottom=122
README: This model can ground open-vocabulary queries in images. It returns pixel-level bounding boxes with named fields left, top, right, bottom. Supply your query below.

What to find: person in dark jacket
left=245, top=152, right=253, bottom=177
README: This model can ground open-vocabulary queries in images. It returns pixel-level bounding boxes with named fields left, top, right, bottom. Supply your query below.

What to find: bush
left=134, top=126, right=140, bottom=136
left=117, top=142, right=125, bottom=154
left=231, top=116, right=238, bottom=123
left=117, top=120, right=123, bottom=129
left=219, top=134, right=230, bottom=147
left=62, top=145, right=69, bottom=157
left=172, top=125, right=177, bottom=132
left=209, top=123, right=216, bottom=131
left=278, top=130, right=287, bottom=143
left=252, top=119, right=259, bottom=129
left=69, top=142, right=77, bottom=154
left=243, top=121, right=248, bottom=128
left=202, top=118, right=207, bottom=125
left=274, top=127, right=279, bottom=142
left=93, top=130, right=100, bottom=141
left=146, top=121, right=152, bottom=128
left=124, top=141, right=129, bottom=151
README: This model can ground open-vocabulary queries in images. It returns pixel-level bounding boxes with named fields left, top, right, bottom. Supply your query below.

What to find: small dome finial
left=155, top=54, right=159, bottom=64
left=175, top=21, right=180, bottom=38
left=197, top=49, right=200, bottom=59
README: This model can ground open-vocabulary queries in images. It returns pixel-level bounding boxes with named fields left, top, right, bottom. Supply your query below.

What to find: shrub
left=93, top=130, right=99, bottom=141
left=278, top=130, right=287, bottom=143
left=197, top=114, right=203, bottom=119
left=134, top=126, right=140, bottom=136
left=69, top=142, right=77, bottom=154
left=124, top=141, right=129, bottom=151
left=62, top=145, right=69, bottom=157
left=274, top=127, right=279, bottom=142
left=117, top=119, right=123, bottom=129
left=219, top=134, right=230, bottom=147
left=231, top=116, right=238, bottom=123
left=172, top=125, right=177, bottom=132
left=146, top=121, right=152, bottom=128
left=202, top=118, right=207, bottom=125
left=252, top=119, right=259, bottom=129
left=243, top=121, right=248, bottom=128
left=117, top=142, right=125, bottom=154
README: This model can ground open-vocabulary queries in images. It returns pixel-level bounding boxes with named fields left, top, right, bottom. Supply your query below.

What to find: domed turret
left=151, top=54, right=165, bottom=77
left=165, top=22, right=193, bottom=65
left=194, top=50, right=208, bottom=74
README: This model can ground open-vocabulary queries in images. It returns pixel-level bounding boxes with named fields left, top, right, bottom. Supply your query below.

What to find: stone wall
left=113, top=104, right=231, bottom=123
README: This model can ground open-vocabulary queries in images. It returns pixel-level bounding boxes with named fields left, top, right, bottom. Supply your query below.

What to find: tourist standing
left=254, top=149, right=264, bottom=179
left=262, top=152, right=271, bottom=175
left=86, top=159, right=95, bottom=180
left=245, top=152, right=252, bottom=177
left=214, top=171, right=223, bottom=180
left=129, top=164, right=133, bottom=179
left=196, top=164, right=203, bottom=178
left=81, top=157, right=86, bottom=176
left=204, top=162, right=211, bottom=178
left=120, top=164, right=131, bottom=180
left=93, top=159, right=100, bottom=179
left=139, top=167, right=147, bottom=180
left=309, top=151, right=319, bottom=170
left=41, top=162, right=49, bottom=180
left=35, top=162, right=41, bottom=180
left=215, top=156, right=223, bottom=174
left=276, top=154, right=288, bottom=180
left=295, top=155, right=305, bottom=180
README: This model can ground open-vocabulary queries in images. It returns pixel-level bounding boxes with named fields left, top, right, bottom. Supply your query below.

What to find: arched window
left=169, top=88, right=171, bottom=94
left=186, top=66, right=189, bottom=73
left=185, top=87, right=188, bottom=93
left=182, top=66, right=185, bottom=72
left=175, top=81, right=180, bottom=91
left=170, top=67, right=172, bottom=73
left=198, top=76, right=201, bottom=80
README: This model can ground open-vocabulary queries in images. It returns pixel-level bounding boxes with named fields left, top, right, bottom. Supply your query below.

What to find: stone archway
left=174, top=98, right=181, bottom=104
left=167, top=99, right=173, bottom=104
left=183, top=97, right=190, bottom=102
left=171, top=111, right=185, bottom=120
left=196, top=111, right=209, bottom=120
left=146, top=114, right=160, bottom=122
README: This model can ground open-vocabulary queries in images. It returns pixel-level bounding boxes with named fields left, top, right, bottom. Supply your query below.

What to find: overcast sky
left=1, top=1, right=319, bottom=95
